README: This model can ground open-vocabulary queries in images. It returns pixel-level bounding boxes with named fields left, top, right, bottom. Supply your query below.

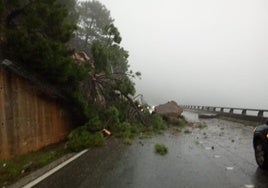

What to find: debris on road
left=154, top=143, right=168, bottom=155
left=198, top=113, right=218, bottom=119
left=154, top=101, right=183, bottom=119
left=102, top=129, right=111, bottom=136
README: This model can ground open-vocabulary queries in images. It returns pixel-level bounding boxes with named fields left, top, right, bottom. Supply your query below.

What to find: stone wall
left=0, top=66, right=74, bottom=160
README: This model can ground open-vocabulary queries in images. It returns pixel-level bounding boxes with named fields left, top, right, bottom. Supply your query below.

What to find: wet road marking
left=205, top=146, right=211, bottom=150
left=244, top=184, right=254, bottom=188
left=225, top=167, right=234, bottom=170
left=214, top=155, right=221, bottom=158
left=22, top=149, right=89, bottom=188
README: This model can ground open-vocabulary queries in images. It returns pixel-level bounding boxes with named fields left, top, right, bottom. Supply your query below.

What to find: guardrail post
left=230, top=108, right=233, bottom=114
left=258, top=110, right=264, bottom=117
left=220, top=108, right=224, bottom=112
left=242, top=109, right=247, bottom=115
left=213, top=107, right=216, bottom=111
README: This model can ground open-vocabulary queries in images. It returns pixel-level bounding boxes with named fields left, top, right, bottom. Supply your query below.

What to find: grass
left=67, top=127, right=105, bottom=152
left=139, top=132, right=153, bottom=139
left=123, top=138, right=133, bottom=145
left=197, top=122, right=207, bottom=129
left=154, top=144, right=168, bottom=155
left=168, top=117, right=186, bottom=127
left=176, top=118, right=186, bottom=126
left=0, top=142, right=68, bottom=187
left=174, top=127, right=182, bottom=132
left=184, top=129, right=192, bottom=134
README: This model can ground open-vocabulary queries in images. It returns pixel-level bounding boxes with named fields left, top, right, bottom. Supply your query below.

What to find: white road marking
left=22, top=149, right=88, bottom=188
left=225, top=166, right=234, bottom=170
left=244, top=184, right=255, bottom=188
left=205, top=147, right=211, bottom=150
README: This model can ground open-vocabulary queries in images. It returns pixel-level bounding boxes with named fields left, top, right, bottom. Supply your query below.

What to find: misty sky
left=97, top=0, right=268, bottom=109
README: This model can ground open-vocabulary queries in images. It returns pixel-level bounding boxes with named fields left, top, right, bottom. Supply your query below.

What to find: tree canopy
left=0, top=0, right=142, bottom=126
left=77, top=0, right=114, bottom=46
left=1, top=0, right=85, bottom=86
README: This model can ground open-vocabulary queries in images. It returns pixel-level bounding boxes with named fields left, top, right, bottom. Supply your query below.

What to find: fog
left=98, top=0, right=268, bottom=109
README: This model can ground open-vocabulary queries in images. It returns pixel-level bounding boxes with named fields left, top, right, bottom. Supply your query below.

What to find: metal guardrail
left=182, top=105, right=268, bottom=118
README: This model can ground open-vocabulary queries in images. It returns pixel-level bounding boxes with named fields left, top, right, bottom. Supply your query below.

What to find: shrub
left=184, top=129, right=192, bottom=134
left=112, top=122, right=138, bottom=139
left=104, top=106, right=120, bottom=125
left=130, top=122, right=143, bottom=134
left=154, top=143, right=168, bottom=155
left=151, top=114, right=167, bottom=132
left=67, top=126, right=105, bottom=152
left=109, top=121, right=125, bottom=133
left=197, top=122, right=207, bottom=129
left=84, top=116, right=103, bottom=131
left=174, top=127, right=182, bottom=132
left=123, top=138, right=133, bottom=145
left=38, top=152, right=56, bottom=166
left=122, top=127, right=132, bottom=139
left=175, top=118, right=186, bottom=126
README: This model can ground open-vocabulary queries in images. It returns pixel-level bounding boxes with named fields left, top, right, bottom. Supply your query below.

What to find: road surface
left=34, top=111, right=268, bottom=188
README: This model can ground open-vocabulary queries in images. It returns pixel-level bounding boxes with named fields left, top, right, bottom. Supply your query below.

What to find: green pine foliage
left=1, top=0, right=147, bottom=148
left=175, top=118, right=186, bottom=127
left=154, top=144, right=168, bottom=155
left=67, top=126, right=105, bottom=152
left=152, top=114, right=167, bottom=131
left=2, top=0, right=84, bottom=87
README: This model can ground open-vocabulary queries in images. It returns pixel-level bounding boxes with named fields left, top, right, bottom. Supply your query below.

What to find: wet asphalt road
left=35, top=111, right=268, bottom=188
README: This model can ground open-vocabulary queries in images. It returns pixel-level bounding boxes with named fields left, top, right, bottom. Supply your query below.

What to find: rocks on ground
left=154, top=101, right=183, bottom=121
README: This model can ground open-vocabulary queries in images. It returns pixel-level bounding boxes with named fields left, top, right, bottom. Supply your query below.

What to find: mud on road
left=36, top=111, right=268, bottom=188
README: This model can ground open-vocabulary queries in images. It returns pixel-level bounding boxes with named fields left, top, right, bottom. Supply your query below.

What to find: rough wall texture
left=0, top=66, right=74, bottom=160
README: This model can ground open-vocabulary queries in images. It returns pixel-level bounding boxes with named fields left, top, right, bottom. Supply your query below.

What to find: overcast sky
left=98, top=0, right=268, bottom=109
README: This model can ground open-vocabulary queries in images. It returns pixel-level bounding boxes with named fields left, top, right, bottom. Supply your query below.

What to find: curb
left=8, top=149, right=88, bottom=188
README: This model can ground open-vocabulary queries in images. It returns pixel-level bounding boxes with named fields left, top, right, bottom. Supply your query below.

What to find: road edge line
left=22, top=149, right=88, bottom=188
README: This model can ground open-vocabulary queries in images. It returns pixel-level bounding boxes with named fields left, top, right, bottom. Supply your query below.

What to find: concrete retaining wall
left=0, top=66, right=74, bottom=160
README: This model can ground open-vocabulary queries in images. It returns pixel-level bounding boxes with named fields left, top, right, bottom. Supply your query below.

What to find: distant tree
left=73, top=0, right=114, bottom=53
left=58, top=0, right=79, bottom=25
left=73, top=1, right=141, bottom=105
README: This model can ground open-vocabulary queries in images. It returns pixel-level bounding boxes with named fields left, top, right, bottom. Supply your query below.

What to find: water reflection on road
left=182, top=111, right=200, bottom=122
left=36, top=111, right=268, bottom=188
left=95, top=111, right=267, bottom=188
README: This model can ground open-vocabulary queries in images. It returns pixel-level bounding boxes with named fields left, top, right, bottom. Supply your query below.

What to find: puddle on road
left=182, top=111, right=200, bottom=122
